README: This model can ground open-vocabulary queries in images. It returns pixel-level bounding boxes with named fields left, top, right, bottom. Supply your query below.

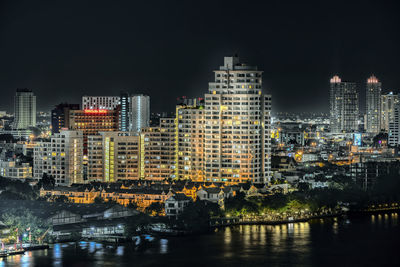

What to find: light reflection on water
left=53, top=243, right=62, bottom=267
left=224, top=221, right=312, bottom=258
left=116, top=246, right=124, bottom=256
left=1, top=212, right=399, bottom=266
left=160, top=239, right=168, bottom=254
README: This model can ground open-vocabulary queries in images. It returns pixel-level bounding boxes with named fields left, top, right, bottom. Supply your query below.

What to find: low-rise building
left=0, top=160, right=32, bottom=179
left=165, top=193, right=192, bottom=217
left=196, top=186, right=234, bottom=206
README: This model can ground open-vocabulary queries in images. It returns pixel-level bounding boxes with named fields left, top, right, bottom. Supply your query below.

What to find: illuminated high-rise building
left=33, top=130, right=84, bottom=185
left=13, top=88, right=36, bottom=129
left=69, top=109, right=119, bottom=153
left=130, top=94, right=150, bottom=132
left=329, top=76, right=359, bottom=133
left=381, top=92, right=398, bottom=132
left=82, top=94, right=149, bottom=132
left=142, top=118, right=176, bottom=180
left=87, top=119, right=175, bottom=183
left=119, top=92, right=130, bottom=132
left=176, top=103, right=205, bottom=181
left=388, top=102, right=400, bottom=147
left=203, top=56, right=272, bottom=184
left=366, top=75, right=382, bottom=134
left=87, top=132, right=140, bottom=182
left=87, top=135, right=104, bottom=182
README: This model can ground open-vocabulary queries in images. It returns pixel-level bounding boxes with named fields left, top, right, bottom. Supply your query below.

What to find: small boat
left=7, top=249, right=25, bottom=256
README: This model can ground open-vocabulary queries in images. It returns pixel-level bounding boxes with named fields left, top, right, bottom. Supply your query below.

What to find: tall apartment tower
left=366, top=75, right=382, bottom=134
left=204, top=56, right=272, bottom=184
left=13, top=89, right=36, bottom=129
left=381, top=92, right=398, bottom=132
left=130, top=94, right=150, bottom=132
left=329, top=76, right=359, bottom=133
left=142, top=118, right=176, bottom=180
left=33, top=130, right=84, bottom=185
left=119, top=92, right=130, bottom=131
left=176, top=103, right=205, bottom=181
left=388, top=102, right=400, bottom=147
left=69, top=109, right=120, bottom=154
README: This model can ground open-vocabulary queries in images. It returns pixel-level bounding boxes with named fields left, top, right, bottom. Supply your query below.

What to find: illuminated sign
left=353, top=133, right=362, bottom=146
left=84, top=109, right=108, bottom=114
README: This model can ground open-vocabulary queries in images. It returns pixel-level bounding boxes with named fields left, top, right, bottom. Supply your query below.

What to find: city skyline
left=1, top=0, right=400, bottom=113
left=1, top=1, right=400, bottom=265
left=2, top=72, right=397, bottom=116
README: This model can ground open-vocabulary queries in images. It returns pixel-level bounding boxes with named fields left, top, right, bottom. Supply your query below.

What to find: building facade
left=87, top=135, right=103, bottom=182
left=176, top=104, right=205, bottom=181
left=0, top=160, right=32, bottom=179
left=51, top=103, right=80, bottom=134
left=87, top=132, right=140, bottom=182
left=13, top=88, right=36, bottom=129
left=381, top=92, right=398, bottom=132
left=388, top=101, right=400, bottom=146
left=329, top=76, right=359, bottom=133
left=119, top=92, right=130, bottom=132
left=365, top=75, right=382, bottom=134
left=69, top=109, right=119, bottom=152
left=82, top=96, right=120, bottom=110
left=130, top=94, right=150, bottom=132
left=142, top=118, right=176, bottom=181
left=33, top=130, right=84, bottom=185
left=203, top=56, right=272, bottom=184
left=87, top=119, right=176, bottom=183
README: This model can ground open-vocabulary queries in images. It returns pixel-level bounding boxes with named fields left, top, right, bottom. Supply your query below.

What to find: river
left=1, top=212, right=399, bottom=266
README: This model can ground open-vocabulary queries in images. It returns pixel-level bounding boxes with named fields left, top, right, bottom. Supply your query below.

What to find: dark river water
left=1, top=213, right=399, bottom=267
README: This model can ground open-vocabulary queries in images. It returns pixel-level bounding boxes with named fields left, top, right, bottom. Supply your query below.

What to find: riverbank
left=211, top=212, right=344, bottom=228
left=211, top=206, right=400, bottom=228
left=0, top=244, right=50, bottom=258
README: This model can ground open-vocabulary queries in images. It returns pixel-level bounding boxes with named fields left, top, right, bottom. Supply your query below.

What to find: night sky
left=0, top=0, right=399, bottom=114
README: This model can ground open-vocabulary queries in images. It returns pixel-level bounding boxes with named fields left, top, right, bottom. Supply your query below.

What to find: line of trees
left=1, top=208, right=49, bottom=243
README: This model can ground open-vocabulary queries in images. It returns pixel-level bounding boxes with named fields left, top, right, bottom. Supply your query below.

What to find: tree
left=53, top=195, right=69, bottom=203
left=0, top=190, right=25, bottom=200
left=372, top=132, right=388, bottom=148
left=124, top=213, right=152, bottom=237
left=0, top=134, right=15, bottom=142
left=36, top=173, right=56, bottom=189
left=94, top=197, right=106, bottom=204
left=1, top=208, right=49, bottom=243
left=297, top=182, right=310, bottom=192
left=371, top=173, right=400, bottom=202
left=127, top=201, right=138, bottom=210
left=145, top=202, right=164, bottom=216
left=178, top=200, right=215, bottom=232
left=0, top=177, right=37, bottom=200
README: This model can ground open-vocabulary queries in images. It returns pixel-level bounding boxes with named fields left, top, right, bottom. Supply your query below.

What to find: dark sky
left=0, top=0, right=399, bottom=114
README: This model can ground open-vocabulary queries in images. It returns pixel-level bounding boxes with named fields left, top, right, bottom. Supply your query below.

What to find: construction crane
left=37, top=227, right=51, bottom=244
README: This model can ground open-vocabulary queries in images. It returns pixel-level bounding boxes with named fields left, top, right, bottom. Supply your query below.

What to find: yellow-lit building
left=69, top=109, right=119, bottom=153
left=204, top=56, right=272, bottom=184
left=142, top=118, right=176, bottom=181
left=33, top=130, right=84, bottom=185
left=88, top=132, right=141, bottom=182
left=176, top=104, right=205, bottom=181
